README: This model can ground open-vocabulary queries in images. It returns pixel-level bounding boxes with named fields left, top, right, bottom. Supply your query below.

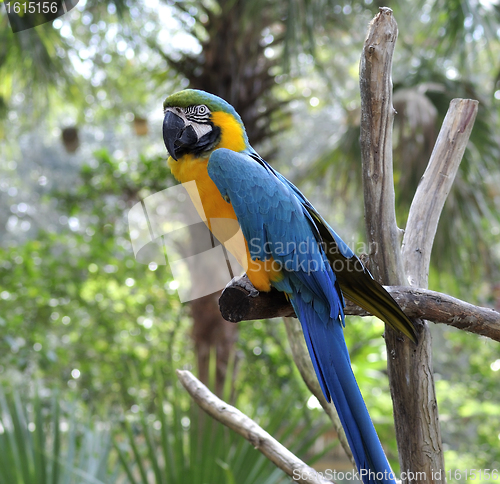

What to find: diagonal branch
left=402, top=99, right=479, bottom=288
left=176, top=369, right=333, bottom=484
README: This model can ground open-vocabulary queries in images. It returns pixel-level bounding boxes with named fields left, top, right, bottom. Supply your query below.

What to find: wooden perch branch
left=364, top=286, right=500, bottom=341
left=219, top=277, right=500, bottom=342
left=176, top=369, right=333, bottom=484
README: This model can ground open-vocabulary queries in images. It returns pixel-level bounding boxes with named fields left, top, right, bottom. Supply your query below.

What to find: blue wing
left=207, top=148, right=344, bottom=322
left=208, top=148, right=395, bottom=484
left=214, top=149, right=417, bottom=343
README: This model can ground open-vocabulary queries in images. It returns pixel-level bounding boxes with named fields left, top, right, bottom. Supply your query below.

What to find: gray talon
left=228, top=275, right=260, bottom=297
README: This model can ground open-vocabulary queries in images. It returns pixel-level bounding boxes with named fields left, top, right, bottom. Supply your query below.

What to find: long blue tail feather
left=291, top=294, right=396, bottom=484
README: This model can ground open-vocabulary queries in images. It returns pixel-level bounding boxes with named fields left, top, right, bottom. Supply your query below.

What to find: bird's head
left=162, top=89, right=249, bottom=161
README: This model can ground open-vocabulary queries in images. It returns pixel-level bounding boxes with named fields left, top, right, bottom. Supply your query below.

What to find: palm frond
left=115, top=361, right=332, bottom=484
left=0, top=385, right=116, bottom=484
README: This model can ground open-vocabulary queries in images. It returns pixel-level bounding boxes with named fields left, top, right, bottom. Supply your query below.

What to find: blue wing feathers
left=208, top=148, right=395, bottom=484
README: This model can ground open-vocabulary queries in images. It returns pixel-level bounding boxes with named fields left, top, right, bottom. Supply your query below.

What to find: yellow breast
left=167, top=112, right=282, bottom=292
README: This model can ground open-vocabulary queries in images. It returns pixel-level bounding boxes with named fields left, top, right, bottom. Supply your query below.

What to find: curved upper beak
left=163, top=110, right=186, bottom=161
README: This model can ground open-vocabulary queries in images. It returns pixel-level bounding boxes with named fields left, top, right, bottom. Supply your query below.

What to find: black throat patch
left=175, top=123, right=221, bottom=159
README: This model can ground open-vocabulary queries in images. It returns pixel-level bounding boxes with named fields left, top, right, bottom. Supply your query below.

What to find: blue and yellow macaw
left=162, top=89, right=417, bottom=483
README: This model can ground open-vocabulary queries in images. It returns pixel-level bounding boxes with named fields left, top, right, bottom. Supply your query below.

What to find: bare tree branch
left=402, top=99, right=479, bottom=287
left=176, top=369, right=333, bottom=484
left=359, top=7, right=405, bottom=286
left=359, top=8, right=450, bottom=482
left=385, top=286, right=500, bottom=340
left=219, top=278, right=500, bottom=342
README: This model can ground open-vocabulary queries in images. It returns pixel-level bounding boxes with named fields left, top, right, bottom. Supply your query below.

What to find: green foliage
left=0, top=148, right=190, bottom=406
left=0, top=364, right=332, bottom=484
left=434, top=326, right=500, bottom=471
left=0, top=385, right=117, bottom=484
left=235, top=318, right=310, bottom=407
left=0, top=17, right=68, bottom=116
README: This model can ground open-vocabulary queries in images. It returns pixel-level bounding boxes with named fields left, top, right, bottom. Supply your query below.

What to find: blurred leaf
left=0, top=385, right=117, bottom=484
left=115, top=363, right=333, bottom=484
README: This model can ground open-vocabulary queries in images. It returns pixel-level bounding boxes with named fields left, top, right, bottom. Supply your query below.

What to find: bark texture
left=359, top=8, right=405, bottom=287
left=359, top=8, right=478, bottom=483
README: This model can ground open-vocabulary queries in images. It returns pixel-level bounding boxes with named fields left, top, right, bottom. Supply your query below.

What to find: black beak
left=163, top=110, right=185, bottom=161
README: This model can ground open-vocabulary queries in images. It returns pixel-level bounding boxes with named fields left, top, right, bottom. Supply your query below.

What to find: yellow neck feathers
left=167, top=110, right=282, bottom=291
left=211, top=111, right=247, bottom=153
left=167, top=110, right=247, bottom=229
left=168, top=111, right=247, bottom=183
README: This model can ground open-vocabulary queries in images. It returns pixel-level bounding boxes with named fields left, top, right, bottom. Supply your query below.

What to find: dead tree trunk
left=359, top=8, right=478, bottom=482
left=359, top=10, right=444, bottom=481
left=188, top=223, right=238, bottom=395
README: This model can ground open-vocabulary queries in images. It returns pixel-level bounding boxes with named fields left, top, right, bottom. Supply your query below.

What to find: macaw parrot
left=162, top=89, right=417, bottom=483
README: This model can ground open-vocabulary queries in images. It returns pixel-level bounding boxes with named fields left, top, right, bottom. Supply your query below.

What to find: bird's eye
left=197, top=105, right=208, bottom=115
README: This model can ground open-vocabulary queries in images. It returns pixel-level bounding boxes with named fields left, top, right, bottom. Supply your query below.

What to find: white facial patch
left=191, top=122, right=212, bottom=139
left=165, top=107, right=213, bottom=141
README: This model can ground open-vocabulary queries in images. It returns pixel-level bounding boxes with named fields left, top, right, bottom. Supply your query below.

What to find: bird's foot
left=226, top=274, right=259, bottom=297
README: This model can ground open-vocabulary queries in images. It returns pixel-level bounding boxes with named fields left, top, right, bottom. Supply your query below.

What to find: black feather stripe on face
left=184, top=104, right=211, bottom=123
